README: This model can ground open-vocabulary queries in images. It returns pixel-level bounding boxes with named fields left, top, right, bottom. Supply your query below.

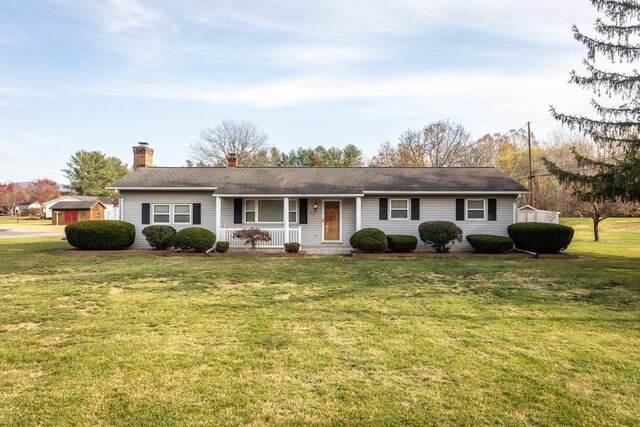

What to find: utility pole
left=527, top=121, right=535, bottom=206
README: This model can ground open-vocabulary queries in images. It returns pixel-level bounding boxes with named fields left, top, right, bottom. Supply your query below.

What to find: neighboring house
left=43, top=196, right=117, bottom=219
left=108, top=143, right=529, bottom=254
left=51, top=200, right=106, bottom=225
left=10, top=201, right=42, bottom=217
left=517, top=205, right=560, bottom=224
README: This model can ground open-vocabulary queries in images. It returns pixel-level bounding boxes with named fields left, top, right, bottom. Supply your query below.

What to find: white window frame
left=244, top=199, right=298, bottom=224
left=466, top=199, right=486, bottom=221
left=244, top=199, right=257, bottom=223
left=152, top=204, right=171, bottom=224
left=172, top=204, right=192, bottom=225
left=288, top=199, right=298, bottom=224
left=389, top=198, right=410, bottom=220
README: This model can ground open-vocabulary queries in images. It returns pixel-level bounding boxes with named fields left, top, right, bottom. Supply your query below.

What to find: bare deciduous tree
left=189, top=120, right=270, bottom=166
left=422, top=120, right=472, bottom=167
left=370, top=120, right=472, bottom=167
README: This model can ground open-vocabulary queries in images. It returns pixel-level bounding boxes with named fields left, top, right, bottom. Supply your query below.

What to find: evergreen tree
left=543, top=0, right=640, bottom=203
left=63, top=150, right=129, bottom=196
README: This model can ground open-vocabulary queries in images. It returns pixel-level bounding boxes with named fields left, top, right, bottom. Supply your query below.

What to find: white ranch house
left=109, top=143, right=530, bottom=254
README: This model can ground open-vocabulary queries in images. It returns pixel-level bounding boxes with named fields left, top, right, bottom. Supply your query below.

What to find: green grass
left=1, top=221, right=639, bottom=426
left=0, top=217, right=50, bottom=225
left=561, top=217, right=640, bottom=258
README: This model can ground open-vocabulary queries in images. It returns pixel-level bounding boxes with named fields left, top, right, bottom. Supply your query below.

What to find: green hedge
left=284, top=242, right=301, bottom=253
left=142, top=225, right=176, bottom=250
left=173, top=227, right=216, bottom=253
left=65, top=220, right=135, bottom=250
left=418, top=221, right=463, bottom=253
left=349, top=228, right=388, bottom=253
left=215, top=241, right=230, bottom=253
left=466, top=234, right=514, bottom=253
left=386, top=235, right=418, bottom=252
left=507, top=223, right=574, bottom=254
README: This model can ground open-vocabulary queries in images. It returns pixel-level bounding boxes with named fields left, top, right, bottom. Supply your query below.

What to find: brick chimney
left=227, top=153, right=237, bottom=167
left=133, top=142, right=153, bottom=169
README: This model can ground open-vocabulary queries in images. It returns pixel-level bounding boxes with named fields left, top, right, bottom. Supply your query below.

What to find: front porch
left=218, top=227, right=302, bottom=249
left=213, top=195, right=362, bottom=250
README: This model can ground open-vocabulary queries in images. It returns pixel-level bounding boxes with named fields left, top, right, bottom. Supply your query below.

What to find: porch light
left=313, top=201, right=318, bottom=213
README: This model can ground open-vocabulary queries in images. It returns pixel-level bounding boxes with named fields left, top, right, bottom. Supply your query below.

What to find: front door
left=323, top=201, right=340, bottom=241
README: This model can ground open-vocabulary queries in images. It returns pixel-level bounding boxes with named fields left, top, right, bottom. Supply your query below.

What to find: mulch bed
left=54, top=248, right=579, bottom=259
left=53, top=249, right=309, bottom=257
left=351, top=251, right=581, bottom=259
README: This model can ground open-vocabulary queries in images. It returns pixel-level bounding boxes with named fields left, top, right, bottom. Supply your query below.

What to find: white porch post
left=283, top=197, right=290, bottom=244
left=355, top=196, right=362, bottom=231
left=215, top=196, right=221, bottom=240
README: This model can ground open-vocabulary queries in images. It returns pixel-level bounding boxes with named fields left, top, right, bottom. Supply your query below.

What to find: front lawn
left=1, top=220, right=639, bottom=425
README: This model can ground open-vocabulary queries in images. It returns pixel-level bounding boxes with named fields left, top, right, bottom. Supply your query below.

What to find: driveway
left=0, top=229, right=65, bottom=239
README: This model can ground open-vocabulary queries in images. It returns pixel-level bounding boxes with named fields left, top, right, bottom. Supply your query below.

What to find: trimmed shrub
left=65, top=220, right=135, bottom=250
left=173, top=227, right=216, bottom=253
left=466, top=234, right=514, bottom=254
left=215, top=241, right=230, bottom=253
left=508, top=223, right=574, bottom=254
left=386, top=234, right=418, bottom=253
left=418, top=221, right=463, bottom=253
left=284, top=242, right=301, bottom=253
left=142, top=225, right=176, bottom=250
left=350, top=228, right=388, bottom=253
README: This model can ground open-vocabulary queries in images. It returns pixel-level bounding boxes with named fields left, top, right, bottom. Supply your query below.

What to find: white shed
left=517, top=205, right=560, bottom=224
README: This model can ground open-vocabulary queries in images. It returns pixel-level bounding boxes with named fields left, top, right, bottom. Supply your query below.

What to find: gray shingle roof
left=109, top=167, right=529, bottom=194
left=50, top=201, right=103, bottom=210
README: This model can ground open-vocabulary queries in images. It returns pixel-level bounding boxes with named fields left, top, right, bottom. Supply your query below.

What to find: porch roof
left=109, top=166, right=529, bottom=194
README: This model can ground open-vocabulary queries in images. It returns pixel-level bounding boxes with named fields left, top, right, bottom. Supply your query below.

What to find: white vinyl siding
left=361, top=196, right=517, bottom=251
left=121, top=191, right=216, bottom=249
left=122, top=192, right=516, bottom=252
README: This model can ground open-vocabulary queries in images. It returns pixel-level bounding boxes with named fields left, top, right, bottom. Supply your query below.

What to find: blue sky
left=1, top=0, right=599, bottom=183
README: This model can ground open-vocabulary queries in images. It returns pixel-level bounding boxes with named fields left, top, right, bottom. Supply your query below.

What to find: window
left=244, top=199, right=298, bottom=223
left=390, top=199, right=409, bottom=219
left=466, top=199, right=485, bottom=220
left=289, top=199, right=297, bottom=223
left=245, top=200, right=256, bottom=222
left=153, top=204, right=170, bottom=223
left=258, top=200, right=283, bottom=222
left=173, top=204, right=191, bottom=223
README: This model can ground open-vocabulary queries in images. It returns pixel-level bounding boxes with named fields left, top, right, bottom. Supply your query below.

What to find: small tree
left=0, top=183, right=29, bottom=217
left=28, top=178, right=61, bottom=204
left=232, top=228, right=272, bottom=251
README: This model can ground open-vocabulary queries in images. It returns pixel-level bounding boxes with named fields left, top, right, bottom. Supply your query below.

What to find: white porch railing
left=218, top=227, right=302, bottom=248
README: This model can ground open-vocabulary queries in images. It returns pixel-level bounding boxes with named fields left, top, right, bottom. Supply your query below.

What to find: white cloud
left=101, top=0, right=173, bottom=33
left=269, top=44, right=381, bottom=67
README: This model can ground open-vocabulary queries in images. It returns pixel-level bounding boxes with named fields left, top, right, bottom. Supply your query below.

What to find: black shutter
left=411, top=198, right=420, bottom=220
left=299, top=198, right=308, bottom=224
left=379, top=198, right=388, bottom=220
left=233, top=198, right=243, bottom=224
left=456, top=198, right=465, bottom=221
left=488, top=198, right=497, bottom=221
left=193, top=203, right=201, bottom=225
left=142, top=203, right=150, bottom=224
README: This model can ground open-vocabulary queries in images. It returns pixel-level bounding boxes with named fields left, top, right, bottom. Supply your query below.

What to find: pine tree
left=543, top=0, right=640, bottom=203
